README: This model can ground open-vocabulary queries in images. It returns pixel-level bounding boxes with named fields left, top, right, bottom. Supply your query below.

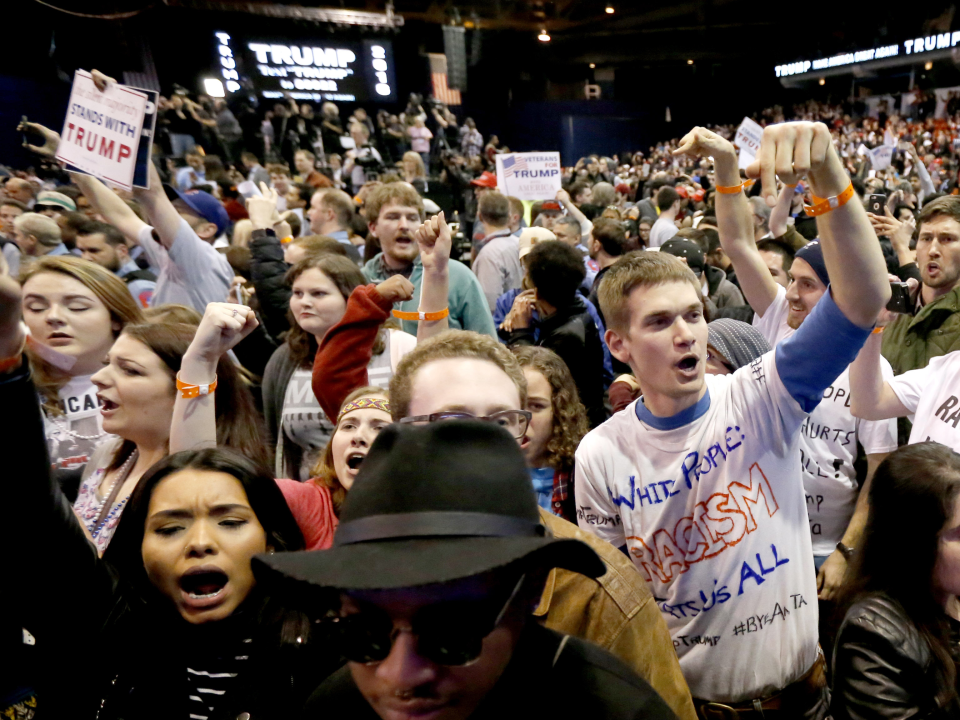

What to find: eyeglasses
left=399, top=409, right=532, bottom=440
left=328, top=575, right=526, bottom=667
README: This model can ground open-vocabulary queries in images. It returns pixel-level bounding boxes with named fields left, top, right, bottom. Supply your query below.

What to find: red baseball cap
left=470, top=171, right=498, bottom=188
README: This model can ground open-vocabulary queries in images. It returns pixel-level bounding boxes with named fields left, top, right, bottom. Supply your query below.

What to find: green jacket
left=881, top=284, right=960, bottom=375
left=362, top=253, right=497, bottom=338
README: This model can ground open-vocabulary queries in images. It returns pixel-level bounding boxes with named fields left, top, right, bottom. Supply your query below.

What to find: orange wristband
left=804, top=183, right=855, bottom=217
left=872, top=326, right=885, bottom=335
left=716, top=181, right=748, bottom=195
left=176, top=372, right=218, bottom=399
left=392, top=308, right=450, bottom=322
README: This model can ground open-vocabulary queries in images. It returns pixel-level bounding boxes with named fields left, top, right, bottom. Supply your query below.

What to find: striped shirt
left=185, top=638, right=251, bottom=720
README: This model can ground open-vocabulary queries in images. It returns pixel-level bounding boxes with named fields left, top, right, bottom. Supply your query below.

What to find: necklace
left=50, top=412, right=107, bottom=442
left=91, top=496, right=129, bottom=539
left=94, top=450, right=137, bottom=510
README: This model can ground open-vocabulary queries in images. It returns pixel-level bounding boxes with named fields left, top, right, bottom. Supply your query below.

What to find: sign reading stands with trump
left=55, top=70, right=148, bottom=191
left=495, top=152, right=562, bottom=201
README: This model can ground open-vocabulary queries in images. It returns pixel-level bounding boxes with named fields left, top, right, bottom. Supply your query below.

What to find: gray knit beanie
left=707, top=319, right=771, bottom=371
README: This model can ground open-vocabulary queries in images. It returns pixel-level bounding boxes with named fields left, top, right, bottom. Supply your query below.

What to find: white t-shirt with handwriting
left=753, top=285, right=897, bottom=555
left=576, top=355, right=818, bottom=702
left=888, top=350, right=960, bottom=449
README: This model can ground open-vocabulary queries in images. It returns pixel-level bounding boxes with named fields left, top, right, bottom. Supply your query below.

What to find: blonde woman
left=20, top=256, right=142, bottom=483
left=401, top=150, right=428, bottom=193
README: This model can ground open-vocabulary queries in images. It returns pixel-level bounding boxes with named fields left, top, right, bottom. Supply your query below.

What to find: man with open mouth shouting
left=575, top=122, right=891, bottom=718
left=361, top=182, right=496, bottom=339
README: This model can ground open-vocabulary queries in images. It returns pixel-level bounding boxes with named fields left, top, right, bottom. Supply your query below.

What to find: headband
left=337, top=397, right=391, bottom=424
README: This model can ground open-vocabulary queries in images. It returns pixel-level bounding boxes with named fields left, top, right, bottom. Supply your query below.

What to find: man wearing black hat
left=256, top=421, right=676, bottom=720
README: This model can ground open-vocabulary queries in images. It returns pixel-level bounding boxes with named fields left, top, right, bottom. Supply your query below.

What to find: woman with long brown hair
left=19, top=255, right=143, bottom=486
left=832, top=442, right=960, bottom=717
left=74, top=321, right=267, bottom=554
left=261, top=252, right=415, bottom=480
left=511, top=345, right=589, bottom=523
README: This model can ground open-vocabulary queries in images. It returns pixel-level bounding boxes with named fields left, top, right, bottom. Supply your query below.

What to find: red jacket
left=311, top=283, right=392, bottom=421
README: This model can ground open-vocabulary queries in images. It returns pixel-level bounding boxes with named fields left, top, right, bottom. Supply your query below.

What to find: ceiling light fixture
left=819, top=78, right=825, bottom=85
left=605, top=5, right=615, bottom=13
left=538, top=29, right=551, bottom=42
left=589, top=63, right=596, bottom=68
left=687, top=59, right=694, bottom=65
left=925, top=61, right=934, bottom=70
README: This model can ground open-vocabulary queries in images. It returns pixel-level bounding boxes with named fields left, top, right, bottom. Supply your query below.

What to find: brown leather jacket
left=537, top=509, right=696, bottom=720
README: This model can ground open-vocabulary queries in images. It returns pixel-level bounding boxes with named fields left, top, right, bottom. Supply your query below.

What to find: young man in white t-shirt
left=575, top=123, right=891, bottom=712
left=722, top=191, right=897, bottom=596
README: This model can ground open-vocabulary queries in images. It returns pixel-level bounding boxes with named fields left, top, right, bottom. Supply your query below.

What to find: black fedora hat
left=254, top=420, right=604, bottom=590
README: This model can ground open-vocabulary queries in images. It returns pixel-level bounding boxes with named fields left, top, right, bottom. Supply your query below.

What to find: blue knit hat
left=794, top=240, right=829, bottom=287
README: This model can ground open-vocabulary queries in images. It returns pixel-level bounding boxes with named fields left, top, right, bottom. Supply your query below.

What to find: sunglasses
left=328, top=574, right=526, bottom=666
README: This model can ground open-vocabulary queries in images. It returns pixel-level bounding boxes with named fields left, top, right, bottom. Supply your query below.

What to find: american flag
left=428, top=53, right=462, bottom=106
left=501, top=155, right=528, bottom=177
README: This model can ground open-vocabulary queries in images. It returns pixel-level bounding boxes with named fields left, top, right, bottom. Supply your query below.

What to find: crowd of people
left=6, top=65, right=960, bottom=720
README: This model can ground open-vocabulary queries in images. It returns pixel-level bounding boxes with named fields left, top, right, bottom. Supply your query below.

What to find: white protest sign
left=55, top=70, right=148, bottom=190
left=870, top=145, right=895, bottom=171
left=734, top=117, right=763, bottom=170
left=857, top=143, right=869, bottom=157
left=495, top=152, right=562, bottom=201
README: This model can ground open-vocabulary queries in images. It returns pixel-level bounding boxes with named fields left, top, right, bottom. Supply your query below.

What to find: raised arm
left=869, top=208, right=917, bottom=268
left=170, top=303, right=259, bottom=453
left=311, top=278, right=413, bottom=422
left=413, top=211, right=451, bottom=342
left=902, top=142, right=935, bottom=200
left=132, top=160, right=187, bottom=249
left=556, top=189, right=592, bottom=239
left=673, top=128, right=779, bottom=316
left=748, top=122, right=890, bottom=328
left=849, top=318, right=910, bottom=421
left=73, top=172, right=149, bottom=243
left=18, top=120, right=148, bottom=243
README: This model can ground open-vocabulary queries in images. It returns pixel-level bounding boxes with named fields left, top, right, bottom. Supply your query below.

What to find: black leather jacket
left=831, top=593, right=960, bottom=720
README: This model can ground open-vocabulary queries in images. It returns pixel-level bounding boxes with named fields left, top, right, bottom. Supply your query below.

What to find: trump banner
left=55, top=70, right=148, bottom=190
left=734, top=117, right=763, bottom=171
left=495, top=152, right=562, bottom=201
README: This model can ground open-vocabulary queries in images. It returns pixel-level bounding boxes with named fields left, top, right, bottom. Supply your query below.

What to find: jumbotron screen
left=213, top=32, right=397, bottom=103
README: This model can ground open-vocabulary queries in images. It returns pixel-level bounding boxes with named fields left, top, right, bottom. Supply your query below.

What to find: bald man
left=4, top=178, right=36, bottom=209
left=13, top=213, right=67, bottom=257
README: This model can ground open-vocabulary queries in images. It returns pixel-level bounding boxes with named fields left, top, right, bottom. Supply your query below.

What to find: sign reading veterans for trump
left=495, top=152, right=562, bottom=201
left=734, top=117, right=764, bottom=171
left=55, top=70, right=148, bottom=190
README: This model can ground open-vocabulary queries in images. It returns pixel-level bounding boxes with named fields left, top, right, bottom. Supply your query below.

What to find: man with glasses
left=380, top=328, right=697, bottom=720
left=256, top=421, right=677, bottom=720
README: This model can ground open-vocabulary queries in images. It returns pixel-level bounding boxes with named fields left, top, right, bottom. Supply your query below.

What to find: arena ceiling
left=26, top=0, right=960, bottom=70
